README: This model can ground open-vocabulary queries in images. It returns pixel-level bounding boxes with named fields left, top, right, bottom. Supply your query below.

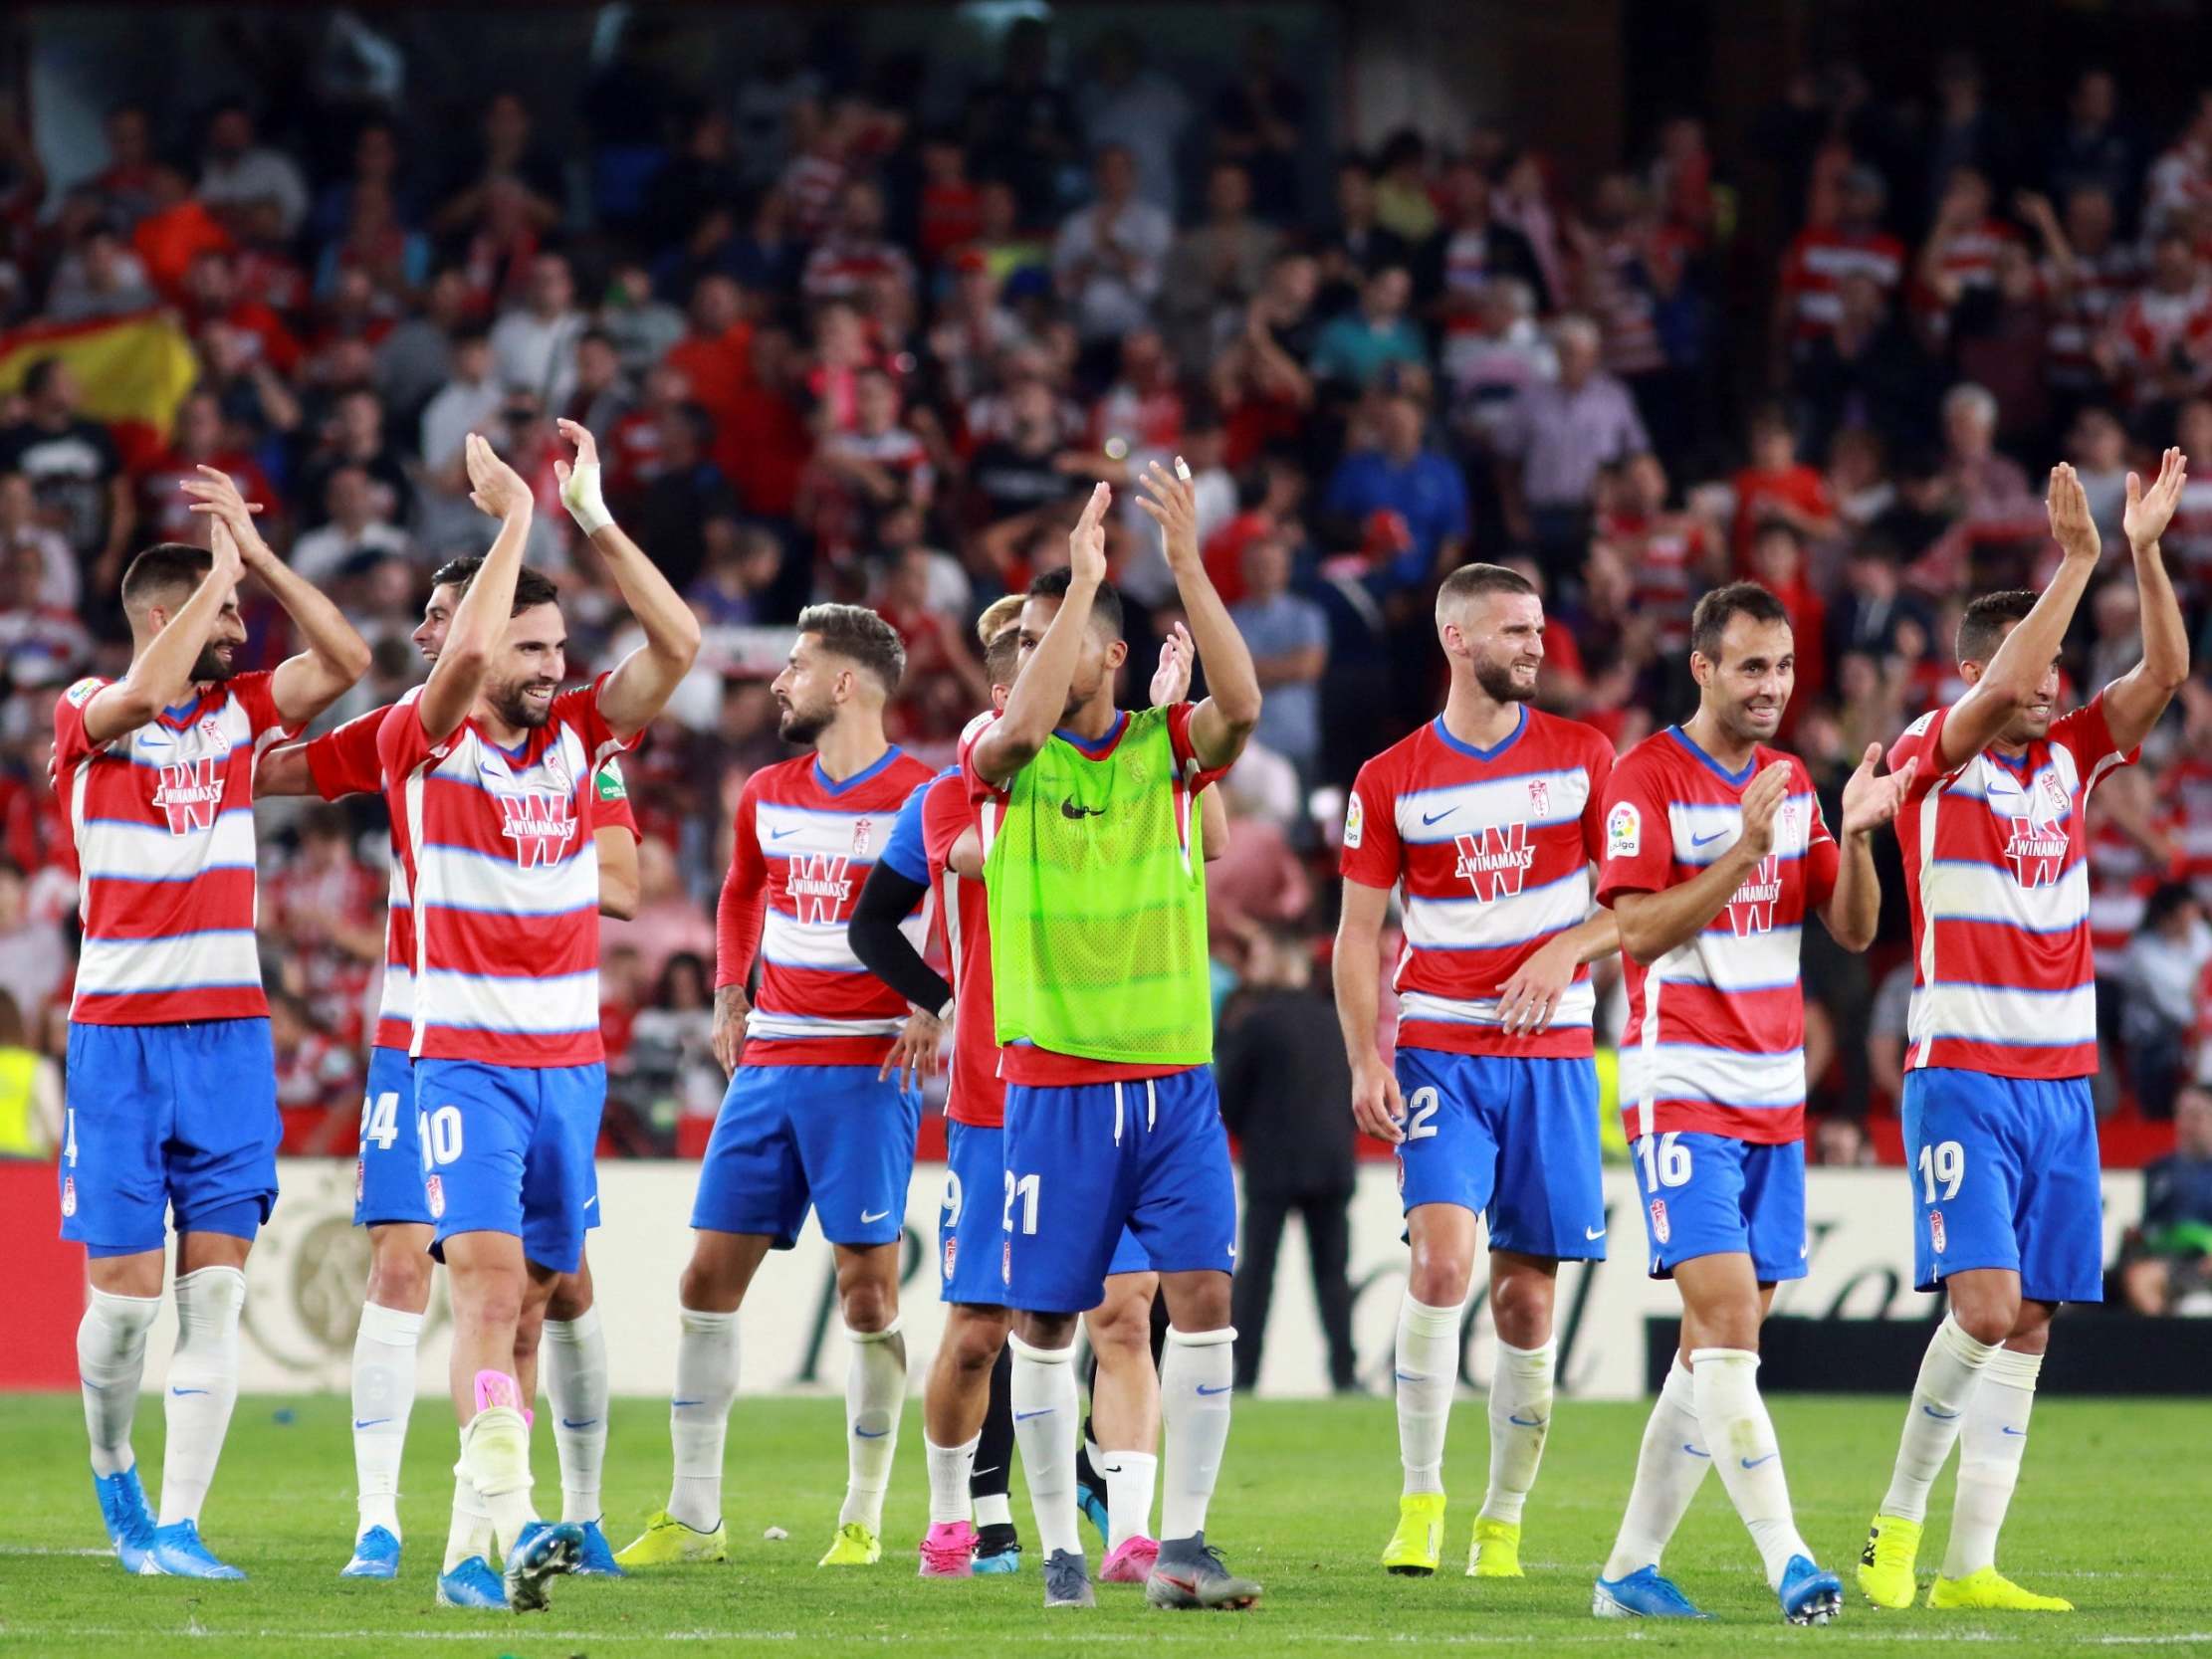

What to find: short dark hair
left=1689, top=581, right=1791, bottom=660
left=430, top=554, right=560, bottom=616
left=119, top=542, right=213, bottom=614
left=1027, top=565, right=1124, bottom=640
left=982, top=623, right=1022, bottom=686
left=1956, top=590, right=2037, bottom=665
left=1437, top=561, right=1536, bottom=611
left=797, top=602, right=906, bottom=696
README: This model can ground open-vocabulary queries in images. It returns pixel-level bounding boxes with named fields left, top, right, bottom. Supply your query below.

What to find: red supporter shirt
left=55, top=670, right=298, bottom=1024
left=717, top=747, right=937, bottom=1068
left=1886, top=698, right=2131, bottom=1080
left=1341, top=709, right=1613, bottom=1060
left=1599, top=726, right=1840, bottom=1144
left=963, top=705, right=1226, bottom=1087
left=376, top=677, right=636, bottom=1067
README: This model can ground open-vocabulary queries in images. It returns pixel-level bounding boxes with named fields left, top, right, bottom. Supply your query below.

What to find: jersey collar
left=814, top=745, right=902, bottom=795
left=1666, top=724, right=1757, bottom=787
left=1052, top=709, right=1128, bottom=758
left=1431, top=706, right=1526, bottom=762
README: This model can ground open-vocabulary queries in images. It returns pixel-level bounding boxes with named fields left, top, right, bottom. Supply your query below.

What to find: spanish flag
left=0, top=311, right=199, bottom=473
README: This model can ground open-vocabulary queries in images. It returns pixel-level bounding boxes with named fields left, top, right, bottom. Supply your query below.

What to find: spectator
left=1229, top=532, right=1329, bottom=783
left=291, top=465, right=413, bottom=586
left=375, top=266, right=475, bottom=426
left=1730, top=404, right=1836, bottom=564
left=1372, top=128, right=1438, bottom=244
left=489, top=250, right=584, bottom=409
left=0, top=358, right=133, bottom=595
left=1811, top=1116, right=1876, bottom=1166
left=1493, top=313, right=1649, bottom=562
left=963, top=17, right=1079, bottom=223
left=1419, top=157, right=1553, bottom=328
left=88, top=103, right=158, bottom=227
left=1218, top=927, right=1359, bottom=1393
left=420, top=327, right=507, bottom=490
left=1076, top=29, right=1191, bottom=215
left=43, top=216, right=155, bottom=321
left=800, top=178, right=916, bottom=305
left=2120, top=1084, right=2212, bottom=1314
left=1936, top=381, right=2034, bottom=518
left=1053, top=144, right=1172, bottom=348
left=432, top=90, right=562, bottom=236
left=601, top=838, right=718, bottom=984
left=1324, top=381, right=1468, bottom=591
left=634, top=402, right=735, bottom=592
left=0, top=986, right=62, bottom=1160
left=627, top=949, right=725, bottom=1122
left=663, top=273, right=754, bottom=437
left=1162, top=161, right=1280, bottom=367
left=686, top=518, right=783, bottom=625
left=914, top=132, right=983, bottom=271
left=1774, top=165, right=1905, bottom=376
left=2101, top=228, right=2212, bottom=410
left=2124, top=884, right=2212, bottom=1120
left=2045, top=69, right=2135, bottom=210
left=195, top=101, right=309, bottom=239
left=296, top=385, right=411, bottom=530
left=1212, top=25, right=1306, bottom=223
left=1595, top=451, right=1720, bottom=659
left=0, top=859, right=66, bottom=1041
left=0, top=468, right=78, bottom=611
left=1315, top=155, right=1412, bottom=316
left=1309, top=264, right=1425, bottom=390
left=2023, top=184, right=2142, bottom=410
left=564, top=327, right=633, bottom=437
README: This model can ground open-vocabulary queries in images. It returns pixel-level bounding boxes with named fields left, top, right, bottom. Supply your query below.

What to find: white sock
left=1395, top=1295, right=1461, bottom=1497
left=1479, top=1339, right=1554, bottom=1526
left=1604, top=1356, right=1710, bottom=1580
left=544, top=1308, right=609, bottom=1524
left=78, top=1288, right=160, bottom=1478
left=1880, top=1313, right=1996, bottom=1524
left=459, top=1399, right=538, bottom=1558
left=350, top=1301, right=423, bottom=1540
left=1691, top=1348, right=1809, bottom=1589
left=1102, top=1451, right=1159, bottom=1550
left=927, top=1434, right=979, bottom=1527
left=1158, top=1326, right=1234, bottom=1543
left=1009, top=1333, right=1083, bottom=1558
left=157, top=1266, right=246, bottom=1527
left=1943, top=1346, right=2040, bottom=1579
left=840, top=1319, right=906, bottom=1531
left=445, top=1464, right=495, bottom=1572
left=667, top=1306, right=739, bottom=1532
left=975, top=1492, right=1012, bottom=1529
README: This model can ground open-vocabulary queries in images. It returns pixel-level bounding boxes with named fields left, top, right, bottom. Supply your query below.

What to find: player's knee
left=950, top=1317, right=1006, bottom=1372
left=1407, top=1239, right=1474, bottom=1309
left=839, top=1278, right=897, bottom=1334
left=1947, top=1285, right=2020, bottom=1348
left=367, top=1248, right=433, bottom=1315
left=679, top=1257, right=736, bottom=1313
left=1087, top=1299, right=1149, bottom=1357
left=1487, top=1276, right=1553, bottom=1350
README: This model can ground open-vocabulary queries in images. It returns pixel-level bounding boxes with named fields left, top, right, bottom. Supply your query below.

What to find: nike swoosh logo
left=673, top=1398, right=706, bottom=1407
left=560, top=1418, right=597, bottom=1430
left=972, top=1466, right=1000, bottom=1480
left=1682, top=1443, right=1710, bottom=1458
left=1014, top=1408, right=1054, bottom=1421
left=1922, top=1404, right=1960, bottom=1420
left=1507, top=1413, right=1548, bottom=1429
left=861, top=1208, right=891, bottom=1223
left=1060, top=799, right=1105, bottom=820
left=1157, top=1572, right=1199, bottom=1593
left=1421, top=807, right=1458, bottom=826
left=583, top=1195, right=597, bottom=1209
left=354, top=1417, right=390, bottom=1429
left=2001, top=1425, right=2028, bottom=1437
left=854, top=1426, right=889, bottom=1438
left=1395, top=1369, right=1426, bottom=1383
left=1585, top=1225, right=1607, bottom=1240
left=1741, top=1452, right=1778, bottom=1469
left=1691, top=829, right=1730, bottom=847
left=771, top=826, right=799, bottom=840
left=171, top=1387, right=209, bottom=1397
left=1196, top=1383, right=1232, bottom=1396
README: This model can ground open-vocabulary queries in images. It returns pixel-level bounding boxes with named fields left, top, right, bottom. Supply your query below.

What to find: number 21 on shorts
left=1003, top=1169, right=1039, bottom=1235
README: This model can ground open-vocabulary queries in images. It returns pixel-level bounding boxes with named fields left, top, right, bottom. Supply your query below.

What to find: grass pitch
left=0, top=1391, right=2206, bottom=1658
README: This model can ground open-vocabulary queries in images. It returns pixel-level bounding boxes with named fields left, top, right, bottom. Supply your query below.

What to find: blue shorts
left=1395, top=1049, right=1607, bottom=1261
left=1000, top=1068, right=1234, bottom=1315
left=694, top=1063, right=920, bottom=1249
left=414, top=1059, right=604, bottom=1275
left=356, top=1047, right=427, bottom=1227
left=1632, top=1131, right=1807, bottom=1283
left=942, top=1122, right=1151, bottom=1305
left=1901, top=1068, right=2102, bottom=1305
left=62, top=1019, right=280, bottom=1257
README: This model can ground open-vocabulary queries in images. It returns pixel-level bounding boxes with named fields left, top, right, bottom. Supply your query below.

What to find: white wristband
left=560, top=460, right=614, bottom=535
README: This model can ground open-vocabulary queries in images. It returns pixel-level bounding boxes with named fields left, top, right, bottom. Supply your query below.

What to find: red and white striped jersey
left=801, top=236, right=917, bottom=303
left=720, top=746, right=937, bottom=1067
left=54, top=670, right=298, bottom=1024
left=377, top=679, right=635, bottom=1067
left=1886, top=698, right=2132, bottom=1080
left=1778, top=226, right=1907, bottom=342
left=2102, top=283, right=2212, bottom=401
left=1598, top=510, right=1713, bottom=655
left=1598, top=728, right=1841, bottom=1144
left=2044, top=244, right=2145, bottom=389
left=1913, top=219, right=2021, bottom=334
left=2087, top=815, right=2162, bottom=978
left=2164, top=753, right=2212, bottom=899
left=1343, top=710, right=1614, bottom=1060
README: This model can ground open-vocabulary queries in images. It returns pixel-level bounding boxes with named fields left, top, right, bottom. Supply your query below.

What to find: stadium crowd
left=4, top=27, right=2212, bottom=1164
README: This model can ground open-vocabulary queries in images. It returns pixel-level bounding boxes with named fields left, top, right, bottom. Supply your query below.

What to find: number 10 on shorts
left=419, top=1104, right=464, bottom=1170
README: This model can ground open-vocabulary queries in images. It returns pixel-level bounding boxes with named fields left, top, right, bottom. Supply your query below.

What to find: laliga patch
left=1649, top=1197, right=1670, bottom=1245
left=61, top=1174, right=77, bottom=1217
left=1929, top=1208, right=1946, bottom=1254
left=1343, top=791, right=1364, bottom=849
left=1607, top=801, right=1641, bottom=859
left=425, top=1174, right=445, bottom=1219
left=64, top=677, right=102, bottom=709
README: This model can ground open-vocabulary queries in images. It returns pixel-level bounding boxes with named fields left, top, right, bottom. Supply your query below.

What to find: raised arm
left=2103, top=447, right=2193, bottom=751
left=557, top=418, right=704, bottom=741
left=80, top=529, right=245, bottom=746
left=1136, top=460, right=1260, bottom=770
left=1932, top=463, right=2105, bottom=771
left=1612, top=761, right=1791, bottom=965
left=183, top=467, right=370, bottom=727
left=419, top=434, right=532, bottom=742
left=969, top=482, right=1110, bottom=785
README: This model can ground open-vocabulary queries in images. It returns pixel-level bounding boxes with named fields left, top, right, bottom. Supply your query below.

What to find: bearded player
left=258, top=537, right=644, bottom=1582
left=619, top=604, right=934, bottom=1570
left=1591, top=581, right=1912, bottom=1624
left=1334, top=562, right=1617, bottom=1582
left=1857, top=455, right=2189, bottom=1613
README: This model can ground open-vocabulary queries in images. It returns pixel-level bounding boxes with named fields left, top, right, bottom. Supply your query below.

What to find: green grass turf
left=0, top=1392, right=2206, bottom=1658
